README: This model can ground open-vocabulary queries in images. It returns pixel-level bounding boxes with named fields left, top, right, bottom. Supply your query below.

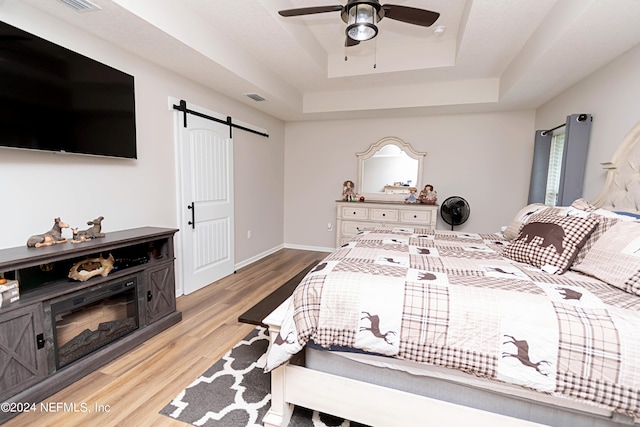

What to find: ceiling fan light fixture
left=346, top=3, right=379, bottom=41
left=278, top=1, right=439, bottom=47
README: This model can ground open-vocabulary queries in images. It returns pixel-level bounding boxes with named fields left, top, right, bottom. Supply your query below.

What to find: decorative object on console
left=342, top=180, right=356, bottom=201
left=26, top=217, right=69, bottom=248
left=68, top=253, right=115, bottom=282
left=419, top=184, right=437, bottom=204
left=0, top=279, right=20, bottom=308
left=40, top=263, right=55, bottom=272
left=404, top=187, right=418, bottom=203
left=71, top=229, right=88, bottom=244
left=71, top=216, right=105, bottom=243
left=440, top=196, right=470, bottom=230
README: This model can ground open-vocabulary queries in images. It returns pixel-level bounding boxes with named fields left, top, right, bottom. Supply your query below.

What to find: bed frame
left=591, top=119, right=640, bottom=214
left=262, top=120, right=640, bottom=427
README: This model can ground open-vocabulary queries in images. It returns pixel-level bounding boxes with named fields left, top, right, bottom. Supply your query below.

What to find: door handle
left=37, top=333, right=45, bottom=350
left=187, top=202, right=195, bottom=229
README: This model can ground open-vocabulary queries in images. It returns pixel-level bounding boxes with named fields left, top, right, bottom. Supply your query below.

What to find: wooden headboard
left=592, top=119, right=640, bottom=214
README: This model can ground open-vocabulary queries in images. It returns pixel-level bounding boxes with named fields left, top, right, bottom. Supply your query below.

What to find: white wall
left=284, top=43, right=640, bottom=251
left=7, top=2, right=638, bottom=265
left=0, top=3, right=286, bottom=290
left=283, top=111, right=536, bottom=249
left=535, top=43, right=640, bottom=202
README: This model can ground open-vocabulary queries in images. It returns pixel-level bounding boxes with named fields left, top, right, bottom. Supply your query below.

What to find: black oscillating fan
left=440, top=196, right=470, bottom=230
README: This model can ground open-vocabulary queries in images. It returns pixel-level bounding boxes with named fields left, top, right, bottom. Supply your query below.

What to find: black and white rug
left=160, top=327, right=366, bottom=427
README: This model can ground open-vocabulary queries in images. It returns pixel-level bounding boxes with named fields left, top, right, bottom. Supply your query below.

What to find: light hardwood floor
left=5, top=248, right=326, bottom=427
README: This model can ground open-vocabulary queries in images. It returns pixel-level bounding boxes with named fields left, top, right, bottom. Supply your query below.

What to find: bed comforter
left=265, top=227, right=640, bottom=418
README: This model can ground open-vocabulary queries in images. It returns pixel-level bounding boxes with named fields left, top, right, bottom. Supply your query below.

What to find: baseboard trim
left=283, top=243, right=334, bottom=253
left=235, top=244, right=284, bottom=270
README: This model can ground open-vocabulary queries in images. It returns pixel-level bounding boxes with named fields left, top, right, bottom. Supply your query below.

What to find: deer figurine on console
left=71, top=216, right=105, bottom=243
left=26, top=217, right=69, bottom=248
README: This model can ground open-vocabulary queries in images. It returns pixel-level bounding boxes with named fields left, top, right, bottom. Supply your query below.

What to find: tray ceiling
left=14, top=0, right=640, bottom=121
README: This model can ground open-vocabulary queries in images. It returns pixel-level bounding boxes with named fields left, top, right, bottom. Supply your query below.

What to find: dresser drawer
left=336, top=201, right=438, bottom=249
left=341, top=221, right=378, bottom=235
left=370, top=208, right=398, bottom=222
left=340, top=206, right=369, bottom=220
left=400, top=209, right=432, bottom=224
left=339, top=236, right=356, bottom=246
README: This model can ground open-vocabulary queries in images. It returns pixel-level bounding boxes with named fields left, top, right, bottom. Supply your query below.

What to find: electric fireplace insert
left=49, top=277, right=139, bottom=369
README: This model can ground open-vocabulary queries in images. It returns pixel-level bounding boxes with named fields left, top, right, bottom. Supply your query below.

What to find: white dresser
left=335, top=200, right=438, bottom=246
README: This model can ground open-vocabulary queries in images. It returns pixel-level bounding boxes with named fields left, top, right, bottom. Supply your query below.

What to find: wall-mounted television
left=0, top=21, right=137, bottom=159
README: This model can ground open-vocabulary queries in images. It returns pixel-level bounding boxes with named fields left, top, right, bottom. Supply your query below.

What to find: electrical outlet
left=327, top=222, right=333, bottom=231
left=247, top=230, right=252, bottom=239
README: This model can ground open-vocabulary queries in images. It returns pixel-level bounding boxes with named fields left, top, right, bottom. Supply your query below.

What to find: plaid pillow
left=570, top=198, right=600, bottom=212
left=570, top=199, right=622, bottom=265
left=572, top=221, right=640, bottom=295
left=503, top=212, right=599, bottom=274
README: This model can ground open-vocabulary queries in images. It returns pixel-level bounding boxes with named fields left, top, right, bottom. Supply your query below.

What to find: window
left=528, top=114, right=591, bottom=206
left=544, top=133, right=565, bottom=206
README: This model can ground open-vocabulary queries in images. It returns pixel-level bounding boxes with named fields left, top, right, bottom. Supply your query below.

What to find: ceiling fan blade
left=345, top=36, right=360, bottom=47
left=382, top=5, right=440, bottom=27
left=278, top=5, right=343, bottom=17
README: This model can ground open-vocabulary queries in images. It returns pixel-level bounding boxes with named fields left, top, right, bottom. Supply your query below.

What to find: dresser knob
left=353, top=211, right=356, bottom=215
left=414, top=215, right=417, bottom=218
left=382, top=213, right=386, bottom=216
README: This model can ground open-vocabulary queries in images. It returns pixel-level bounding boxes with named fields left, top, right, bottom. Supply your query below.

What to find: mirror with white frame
left=356, top=137, right=426, bottom=201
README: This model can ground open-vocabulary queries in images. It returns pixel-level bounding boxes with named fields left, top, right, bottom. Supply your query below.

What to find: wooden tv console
left=0, top=227, right=181, bottom=423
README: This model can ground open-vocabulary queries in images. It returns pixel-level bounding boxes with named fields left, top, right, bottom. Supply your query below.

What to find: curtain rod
left=541, top=114, right=589, bottom=136
left=541, top=123, right=565, bottom=136
left=172, top=100, right=269, bottom=138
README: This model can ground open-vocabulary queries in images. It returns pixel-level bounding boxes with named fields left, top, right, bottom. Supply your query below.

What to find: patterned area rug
left=160, top=327, right=366, bottom=427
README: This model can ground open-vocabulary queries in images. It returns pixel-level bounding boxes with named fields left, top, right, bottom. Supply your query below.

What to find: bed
left=262, top=123, right=640, bottom=427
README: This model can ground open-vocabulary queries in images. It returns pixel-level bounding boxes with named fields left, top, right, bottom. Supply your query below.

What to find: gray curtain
left=527, top=130, right=552, bottom=204
left=527, top=113, right=592, bottom=206
left=557, top=114, right=592, bottom=206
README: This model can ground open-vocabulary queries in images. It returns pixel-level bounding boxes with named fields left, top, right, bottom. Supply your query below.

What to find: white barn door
left=177, top=106, right=234, bottom=295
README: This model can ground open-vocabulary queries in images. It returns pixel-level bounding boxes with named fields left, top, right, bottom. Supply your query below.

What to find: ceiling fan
left=278, top=0, right=440, bottom=47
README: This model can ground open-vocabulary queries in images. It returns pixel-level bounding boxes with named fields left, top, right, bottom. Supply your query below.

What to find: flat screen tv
left=0, top=20, right=137, bottom=159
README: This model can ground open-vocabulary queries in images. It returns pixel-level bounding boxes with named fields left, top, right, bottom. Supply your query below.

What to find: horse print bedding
left=265, top=227, right=640, bottom=419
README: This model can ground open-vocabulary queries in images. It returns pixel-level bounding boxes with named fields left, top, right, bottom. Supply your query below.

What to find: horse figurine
left=26, top=217, right=69, bottom=248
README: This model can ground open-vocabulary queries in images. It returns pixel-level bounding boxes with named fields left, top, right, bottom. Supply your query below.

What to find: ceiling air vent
left=245, top=93, right=266, bottom=102
left=57, top=0, right=102, bottom=12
